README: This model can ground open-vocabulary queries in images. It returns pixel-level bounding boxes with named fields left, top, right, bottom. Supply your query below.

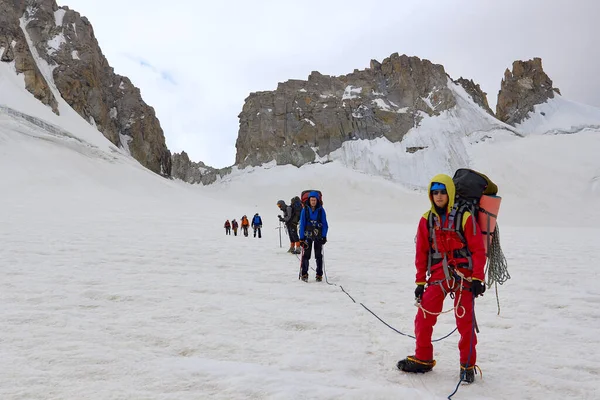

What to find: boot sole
left=397, top=359, right=434, bottom=373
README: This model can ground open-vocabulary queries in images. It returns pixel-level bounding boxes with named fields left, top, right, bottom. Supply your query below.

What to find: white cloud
left=57, top=0, right=600, bottom=168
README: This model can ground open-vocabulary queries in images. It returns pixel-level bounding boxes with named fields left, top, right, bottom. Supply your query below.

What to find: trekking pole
left=274, top=223, right=283, bottom=247
left=298, top=245, right=304, bottom=280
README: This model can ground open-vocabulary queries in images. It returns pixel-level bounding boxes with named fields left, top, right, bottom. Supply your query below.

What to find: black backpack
left=290, top=196, right=302, bottom=224
left=453, top=168, right=498, bottom=203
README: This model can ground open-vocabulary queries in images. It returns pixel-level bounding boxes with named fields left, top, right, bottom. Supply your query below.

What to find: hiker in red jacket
left=224, top=220, right=231, bottom=235
left=397, top=174, right=486, bottom=383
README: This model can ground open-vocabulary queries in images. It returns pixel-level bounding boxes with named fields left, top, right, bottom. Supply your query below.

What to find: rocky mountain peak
left=235, top=53, right=462, bottom=168
left=496, top=57, right=561, bottom=126
left=0, top=0, right=172, bottom=176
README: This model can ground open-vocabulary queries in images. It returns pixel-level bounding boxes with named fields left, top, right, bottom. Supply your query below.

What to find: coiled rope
left=484, top=224, right=510, bottom=314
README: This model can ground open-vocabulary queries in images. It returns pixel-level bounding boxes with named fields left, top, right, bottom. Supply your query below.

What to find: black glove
left=471, top=280, right=486, bottom=297
left=278, top=215, right=284, bottom=222
left=320, top=237, right=327, bottom=245
left=300, top=240, right=309, bottom=249
left=414, top=284, right=425, bottom=300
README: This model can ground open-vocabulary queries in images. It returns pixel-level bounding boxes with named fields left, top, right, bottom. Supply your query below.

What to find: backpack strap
left=427, top=211, right=444, bottom=278
left=453, top=202, right=474, bottom=270
left=303, top=206, right=324, bottom=239
left=445, top=207, right=467, bottom=277
left=478, top=205, right=497, bottom=257
left=430, top=211, right=452, bottom=281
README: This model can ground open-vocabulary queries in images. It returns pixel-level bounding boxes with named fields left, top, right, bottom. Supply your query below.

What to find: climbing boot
left=315, top=275, right=323, bottom=282
left=397, top=356, right=436, bottom=373
left=301, top=274, right=308, bottom=282
left=460, top=364, right=476, bottom=383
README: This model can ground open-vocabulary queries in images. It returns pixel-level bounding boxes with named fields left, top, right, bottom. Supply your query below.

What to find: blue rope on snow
left=320, top=248, right=457, bottom=342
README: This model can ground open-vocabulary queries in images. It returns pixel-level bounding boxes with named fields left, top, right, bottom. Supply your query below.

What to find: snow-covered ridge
left=273, top=77, right=600, bottom=189
left=516, top=94, right=600, bottom=135
left=230, top=75, right=600, bottom=195
left=303, top=79, right=518, bottom=187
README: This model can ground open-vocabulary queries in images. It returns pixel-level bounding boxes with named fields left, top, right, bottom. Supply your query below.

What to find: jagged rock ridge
left=171, top=151, right=230, bottom=185
left=455, top=77, right=494, bottom=116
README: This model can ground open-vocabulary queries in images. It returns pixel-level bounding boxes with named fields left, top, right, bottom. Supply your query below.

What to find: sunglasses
left=431, top=189, right=447, bottom=196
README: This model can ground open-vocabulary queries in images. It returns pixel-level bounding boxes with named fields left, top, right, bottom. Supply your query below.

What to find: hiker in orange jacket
left=240, top=215, right=250, bottom=237
left=397, top=174, right=486, bottom=383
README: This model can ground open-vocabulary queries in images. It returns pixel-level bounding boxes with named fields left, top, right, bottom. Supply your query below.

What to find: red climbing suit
left=413, top=174, right=486, bottom=365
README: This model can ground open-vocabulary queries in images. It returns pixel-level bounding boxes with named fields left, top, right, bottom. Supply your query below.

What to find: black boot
left=397, top=356, right=436, bottom=373
left=460, top=364, right=476, bottom=383
left=301, top=274, right=308, bottom=282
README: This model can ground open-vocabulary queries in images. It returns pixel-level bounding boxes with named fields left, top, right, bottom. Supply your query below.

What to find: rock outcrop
left=171, top=151, right=231, bottom=185
left=0, top=0, right=58, bottom=113
left=454, top=77, right=494, bottom=116
left=0, top=0, right=171, bottom=176
left=496, top=57, right=561, bottom=126
left=235, top=53, right=462, bottom=168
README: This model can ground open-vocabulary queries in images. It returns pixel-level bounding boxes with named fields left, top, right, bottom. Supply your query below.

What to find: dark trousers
left=243, top=226, right=248, bottom=236
left=253, top=227, right=262, bottom=238
left=287, top=224, right=299, bottom=243
left=225, top=227, right=231, bottom=235
left=301, top=239, right=323, bottom=276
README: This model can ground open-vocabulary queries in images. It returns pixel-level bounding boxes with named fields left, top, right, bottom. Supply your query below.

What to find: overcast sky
left=57, top=0, right=599, bottom=168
